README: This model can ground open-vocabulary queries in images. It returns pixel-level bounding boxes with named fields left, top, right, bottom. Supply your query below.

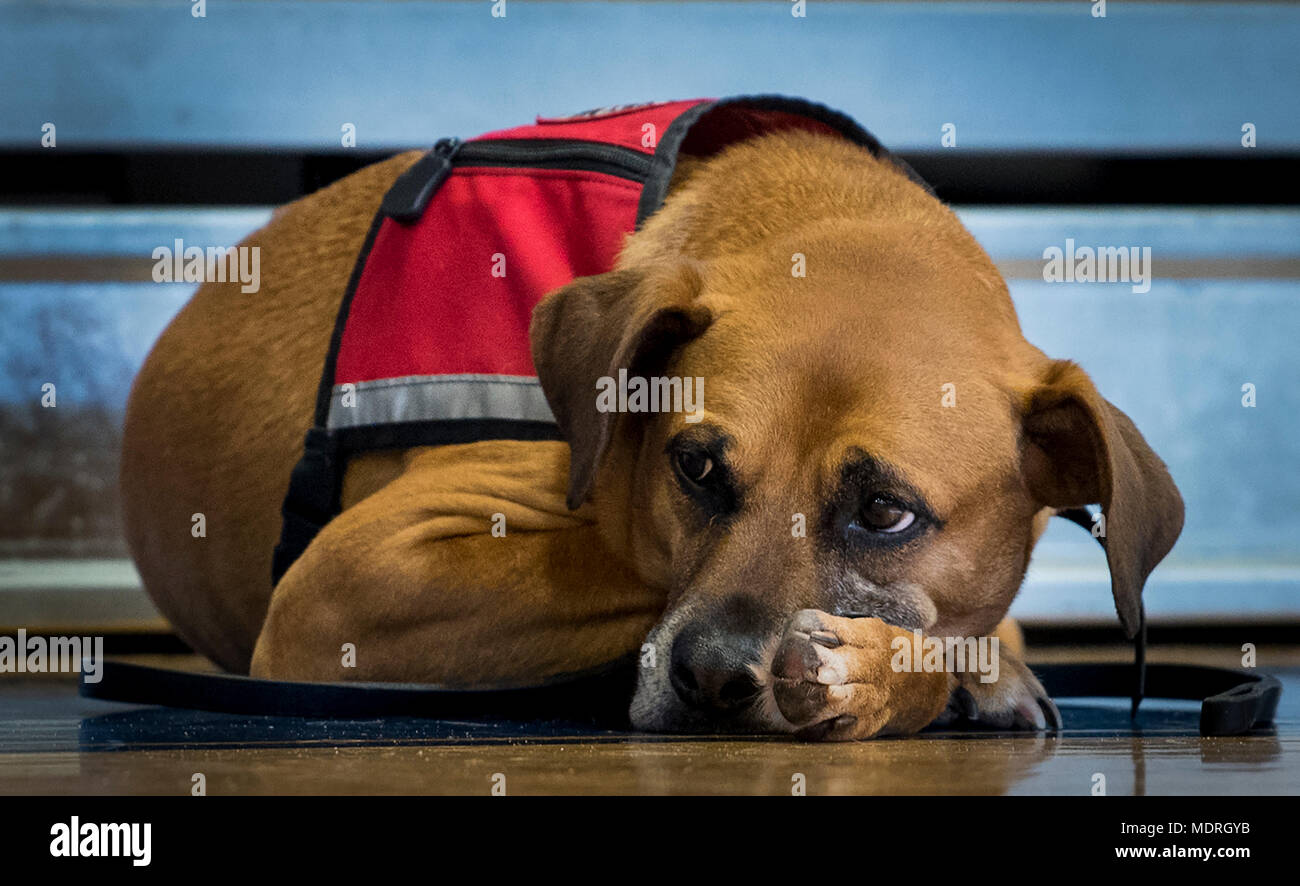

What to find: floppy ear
left=1020, top=360, right=1185, bottom=637
left=529, top=262, right=711, bottom=510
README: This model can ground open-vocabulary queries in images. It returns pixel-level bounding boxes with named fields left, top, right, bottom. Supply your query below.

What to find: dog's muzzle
left=631, top=595, right=787, bottom=732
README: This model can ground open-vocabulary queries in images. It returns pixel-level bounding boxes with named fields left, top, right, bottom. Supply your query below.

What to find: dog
left=120, top=98, right=1184, bottom=739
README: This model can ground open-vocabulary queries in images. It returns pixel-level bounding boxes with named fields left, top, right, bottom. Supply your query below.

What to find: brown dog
left=120, top=126, right=1184, bottom=739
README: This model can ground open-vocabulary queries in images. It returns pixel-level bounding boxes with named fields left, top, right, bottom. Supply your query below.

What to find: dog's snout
left=667, top=603, right=766, bottom=716
left=669, top=635, right=759, bottom=714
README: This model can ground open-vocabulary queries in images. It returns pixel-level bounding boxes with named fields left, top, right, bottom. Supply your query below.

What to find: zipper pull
left=381, top=137, right=463, bottom=224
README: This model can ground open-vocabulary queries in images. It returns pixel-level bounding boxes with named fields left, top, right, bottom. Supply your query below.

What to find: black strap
left=81, top=657, right=639, bottom=728
left=1032, top=664, right=1281, bottom=737
left=1051, top=507, right=1278, bottom=735
left=1055, top=505, right=1146, bottom=714
left=80, top=657, right=1278, bottom=737
left=271, top=428, right=344, bottom=586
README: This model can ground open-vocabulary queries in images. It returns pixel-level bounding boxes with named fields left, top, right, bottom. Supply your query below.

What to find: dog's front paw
left=934, top=657, right=1062, bottom=732
left=769, top=610, right=949, bottom=741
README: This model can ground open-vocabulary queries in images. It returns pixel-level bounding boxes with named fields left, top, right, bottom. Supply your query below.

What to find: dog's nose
left=668, top=612, right=763, bottom=715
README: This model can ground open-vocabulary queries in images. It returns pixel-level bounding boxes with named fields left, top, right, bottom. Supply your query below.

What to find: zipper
left=453, top=138, right=652, bottom=182
left=383, top=136, right=652, bottom=224
left=382, top=137, right=464, bottom=223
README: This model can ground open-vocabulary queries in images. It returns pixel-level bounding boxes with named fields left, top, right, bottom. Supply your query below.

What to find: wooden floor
left=2, top=650, right=1298, bottom=796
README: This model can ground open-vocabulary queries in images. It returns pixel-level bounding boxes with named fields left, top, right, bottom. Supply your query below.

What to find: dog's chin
left=628, top=611, right=795, bottom=735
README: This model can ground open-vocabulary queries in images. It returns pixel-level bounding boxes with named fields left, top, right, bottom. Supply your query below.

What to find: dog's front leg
left=769, top=610, right=1059, bottom=740
left=249, top=443, right=668, bottom=686
left=932, top=656, right=1063, bottom=732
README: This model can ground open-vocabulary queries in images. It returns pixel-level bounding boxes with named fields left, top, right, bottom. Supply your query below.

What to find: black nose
left=668, top=600, right=765, bottom=715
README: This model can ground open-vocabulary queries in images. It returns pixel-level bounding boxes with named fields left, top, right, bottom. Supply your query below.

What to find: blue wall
left=1, top=1, right=1297, bottom=151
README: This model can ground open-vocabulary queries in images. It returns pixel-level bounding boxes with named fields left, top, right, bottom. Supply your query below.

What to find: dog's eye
left=675, top=448, right=715, bottom=485
left=854, top=495, right=915, bottom=533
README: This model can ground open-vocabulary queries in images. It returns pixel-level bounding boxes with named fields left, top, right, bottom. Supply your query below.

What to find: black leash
left=1051, top=506, right=1278, bottom=735
left=82, top=656, right=641, bottom=728
left=80, top=654, right=1279, bottom=736
left=1054, top=505, right=1146, bottom=715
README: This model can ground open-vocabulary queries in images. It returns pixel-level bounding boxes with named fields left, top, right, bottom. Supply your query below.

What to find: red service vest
left=272, top=95, right=927, bottom=583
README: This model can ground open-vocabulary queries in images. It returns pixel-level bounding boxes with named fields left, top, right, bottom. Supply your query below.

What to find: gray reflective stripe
left=326, top=374, right=556, bottom=429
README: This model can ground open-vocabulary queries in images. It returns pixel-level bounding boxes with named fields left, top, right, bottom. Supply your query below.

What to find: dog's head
left=530, top=136, right=1183, bottom=732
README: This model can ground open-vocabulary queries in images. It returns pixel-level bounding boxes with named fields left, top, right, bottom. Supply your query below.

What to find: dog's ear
left=530, top=262, right=711, bottom=510
left=1021, top=360, right=1184, bottom=637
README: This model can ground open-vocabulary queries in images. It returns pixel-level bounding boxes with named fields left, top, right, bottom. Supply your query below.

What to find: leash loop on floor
left=1051, top=507, right=1278, bottom=735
